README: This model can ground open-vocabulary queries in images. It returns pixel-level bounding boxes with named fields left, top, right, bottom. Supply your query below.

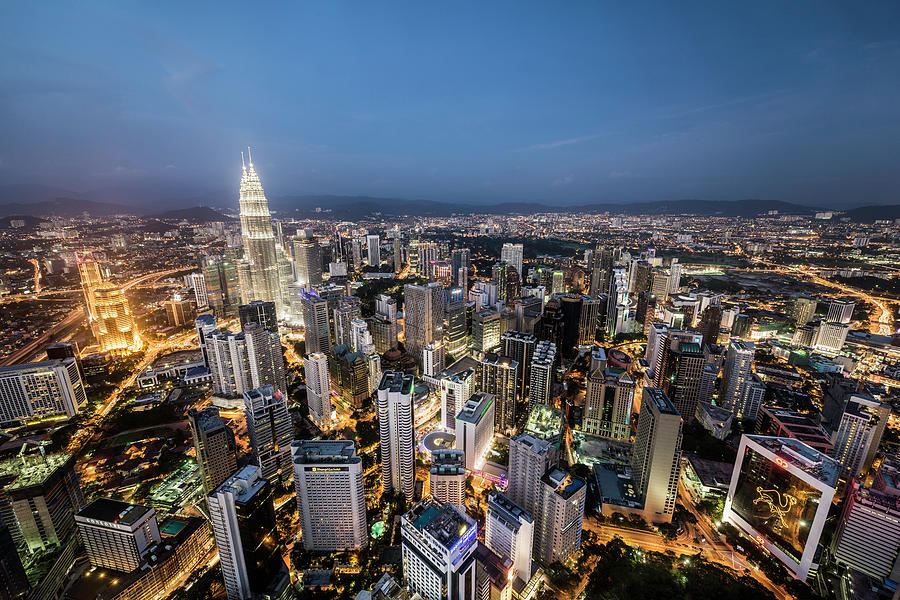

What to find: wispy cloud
left=552, top=175, right=574, bottom=186
left=608, top=170, right=635, bottom=179
left=519, top=134, right=603, bottom=151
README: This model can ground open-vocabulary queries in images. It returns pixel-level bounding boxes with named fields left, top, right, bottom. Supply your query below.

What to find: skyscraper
left=528, top=340, right=557, bottom=408
left=243, top=385, right=293, bottom=487
left=366, top=234, right=381, bottom=266
left=429, top=449, right=466, bottom=507
left=372, top=294, right=399, bottom=353
left=583, top=368, right=635, bottom=440
left=501, top=243, right=524, bottom=281
left=92, top=285, right=141, bottom=353
left=827, top=299, right=855, bottom=324
left=830, top=394, right=889, bottom=478
left=304, top=352, right=331, bottom=429
left=534, top=467, right=585, bottom=564
left=485, top=491, right=533, bottom=585
left=0, top=358, right=86, bottom=423
left=292, top=230, right=322, bottom=288
left=377, top=372, right=415, bottom=498
left=720, top=339, right=756, bottom=420
left=501, top=330, right=536, bottom=405
left=75, top=499, right=160, bottom=573
left=187, top=407, right=238, bottom=494
left=202, top=322, right=285, bottom=396
left=792, top=296, right=817, bottom=325
left=477, top=353, right=519, bottom=433
left=404, top=282, right=445, bottom=369
left=208, top=466, right=290, bottom=600
left=440, top=367, right=477, bottom=429
left=290, top=440, right=367, bottom=551
left=237, top=151, right=284, bottom=316
left=507, top=433, right=555, bottom=516
left=472, top=308, right=501, bottom=353
left=77, top=255, right=103, bottom=323
left=632, top=388, right=682, bottom=523
left=299, top=289, right=331, bottom=355
left=657, top=337, right=705, bottom=423
left=239, top=300, right=278, bottom=333
left=454, top=391, right=495, bottom=471
left=444, top=287, right=468, bottom=361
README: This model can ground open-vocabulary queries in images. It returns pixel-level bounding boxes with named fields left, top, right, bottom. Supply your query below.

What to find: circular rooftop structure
left=422, top=431, right=456, bottom=455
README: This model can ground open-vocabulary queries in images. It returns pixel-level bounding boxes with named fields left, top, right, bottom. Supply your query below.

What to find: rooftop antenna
left=247, top=146, right=253, bottom=167
left=241, top=151, right=246, bottom=172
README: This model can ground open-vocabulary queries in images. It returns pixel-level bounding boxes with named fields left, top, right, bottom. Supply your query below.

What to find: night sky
left=2, top=2, right=899, bottom=207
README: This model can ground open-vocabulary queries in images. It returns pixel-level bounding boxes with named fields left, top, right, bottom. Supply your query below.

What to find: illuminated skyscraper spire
left=238, top=149, right=284, bottom=315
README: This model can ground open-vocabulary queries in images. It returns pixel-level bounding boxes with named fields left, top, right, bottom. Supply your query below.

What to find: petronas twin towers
left=237, top=150, right=289, bottom=317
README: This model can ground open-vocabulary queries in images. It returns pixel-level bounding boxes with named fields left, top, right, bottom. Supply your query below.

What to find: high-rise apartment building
left=485, top=491, right=533, bottom=585
left=534, top=468, right=585, bottom=564
left=477, top=353, right=519, bottom=433
left=187, top=407, right=238, bottom=494
left=0, top=358, right=86, bottom=423
left=202, top=321, right=285, bottom=396
left=236, top=153, right=284, bottom=316
left=830, top=394, right=889, bottom=478
left=792, top=296, right=817, bottom=326
left=304, top=352, right=331, bottom=429
left=243, top=385, right=293, bottom=487
left=501, top=331, right=536, bottom=405
left=440, top=368, right=476, bottom=430
left=454, top=391, right=495, bottom=471
left=631, top=387, right=683, bottom=523
left=528, top=340, right=557, bottom=408
left=404, top=282, right=445, bottom=369
left=208, top=465, right=290, bottom=600
left=720, top=339, right=756, bottom=420
left=401, top=499, right=477, bottom=600
left=444, top=287, right=468, bottom=362
left=372, top=294, right=398, bottom=353
left=93, top=285, right=141, bottom=353
left=472, top=309, right=501, bottom=353
left=377, top=372, right=416, bottom=498
left=583, top=368, right=635, bottom=440
left=827, top=300, right=855, bottom=324
left=292, top=230, right=322, bottom=288
left=75, top=499, right=160, bottom=573
left=507, top=434, right=555, bottom=516
left=501, top=244, right=524, bottom=282
left=290, top=440, right=367, bottom=551
left=429, top=450, right=466, bottom=507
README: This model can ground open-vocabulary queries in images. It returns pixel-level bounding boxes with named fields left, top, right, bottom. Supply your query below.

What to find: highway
left=0, top=268, right=184, bottom=367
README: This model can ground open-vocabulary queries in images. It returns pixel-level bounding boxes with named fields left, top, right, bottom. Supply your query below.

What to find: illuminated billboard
left=723, top=435, right=839, bottom=579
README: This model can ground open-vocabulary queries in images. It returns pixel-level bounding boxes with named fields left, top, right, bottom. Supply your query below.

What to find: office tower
left=429, top=450, right=466, bottom=507
left=649, top=270, right=670, bottom=302
left=814, top=321, right=849, bottom=354
left=404, top=282, right=445, bottom=369
left=202, top=254, right=242, bottom=318
left=451, top=248, right=470, bottom=287
left=501, top=331, right=536, bottom=404
left=500, top=244, right=524, bottom=281
left=299, top=289, right=331, bottom=355
left=472, top=309, right=501, bottom=353
left=1, top=451, right=84, bottom=554
left=333, top=298, right=362, bottom=348
left=478, top=353, right=519, bottom=433
left=0, top=523, right=29, bottom=600
left=444, top=287, right=468, bottom=362
left=372, top=294, right=399, bottom=353
left=188, top=407, right=238, bottom=494
left=485, top=491, right=533, bottom=584
left=583, top=368, right=635, bottom=440
left=606, top=268, right=628, bottom=338
left=832, top=476, right=900, bottom=580
left=0, top=358, right=86, bottom=423
left=75, top=499, right=160, bottom=572
left=534, top=467, right=585, bottom=564
left=720, top=339, right=756, bottom=420
left=657, top=337, right=705, bottom=423
left=330, top=345, right=371, bottom=409
left=550, top=271, right=565, bottom=295
left=454, top=392, right=495, bottom=471
left=589, top=246, right=614, bottom=297
left=536, top=298, right=564, bottom=351
left=630, top=260, right=652, bottom=294
left=731, top=313, right=752, bottom=338
left=491, top=263, right=509, bottom=304
left=349, top=237, right=364, bottom=271
left=165, top=293, right=193, bottom=327
left=644, top=322, right=668, bottom=377
left=632, top=388, right=683, bottom=523
left=392, top=232, right=404, bottom=274
left=187, top=271, right=209, bottom=309
left=422, top=341, right=445, bottom=378
left=203, top=323, right=285, bottom=397
left=195, top=313, right=218, bottom=368
left=290, top=440, right=367, bottom=551
left=723, top=435, right=839, bottom=579
left=441, top=368, right=476, bottom=429
left=237, top=153, right=284, bottom=314
left=303, top=352, right=331, bottom=429
left=349, top=318, right=374, bottom=354
left=827, top=300, right=855, bottom=324
left=292, top=230, right=322, bottom=288
left=528, top=340, right=557, bottom=408
left=416, top=242, right=439, bottom=277
left=699, top=363, right=718, bottom=406
left=208, top=466, right=290, bottom=600
left=507, top=434, right=555, bottom=516
left=77, top=256, right=103, bottom=323
left=830, top=394, right=889, bottom=478
left=741, top=374, right=766, bottom=422
left=698, top=305, right=722, bottom=347
left=668, top=259, right=682, bottom=295
left=238, top=300, right=277, bottom=333
left=93, top=285, right=141, bottom=353
left=377, top=372, right=416, bottom=498
left=793, top=296, right=817, bottom=325
left=469, top=280, right=499, bottom=311
left=578, top=295, right=604, bottom=345
left=401, top=499, right=477, bottom=600
left=243, top=385, right=293, bottom=486
left=366, top=234, right=381, bottom=266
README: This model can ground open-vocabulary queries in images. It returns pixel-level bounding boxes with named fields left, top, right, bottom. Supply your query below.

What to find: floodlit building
left=454, top=392, right=495, bottom=471
left=429, top=450, right=466, bottom=507
left=632, top=388, right=683, bottom=523
left=583, top=368, right=634, bottom=440
left=304, top=352, right=331, bottom=429
left=0, top=358, right=86, bottom=423
left=485, top=491, right=534, bottom=585
left=75, top=498, right=160, bottom=573
left=378, top=372, right=416, bottom=498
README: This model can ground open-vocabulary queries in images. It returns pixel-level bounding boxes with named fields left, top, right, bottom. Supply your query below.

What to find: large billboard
left=729, top=446, right=822, bottom=564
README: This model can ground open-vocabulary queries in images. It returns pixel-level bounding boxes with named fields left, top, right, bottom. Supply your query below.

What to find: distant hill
left=0, top=198, right=137, bottom=218
left=151, top=206, right=235, bottom=222
left=271, top=195, right=820, bottom=219
left=842, top=205, right=900, bottom=223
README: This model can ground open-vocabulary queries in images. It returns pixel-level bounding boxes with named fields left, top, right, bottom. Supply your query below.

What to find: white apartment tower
left=304, top=352, right=331, bottom=429
left=377, top=372, right=416, bottom=498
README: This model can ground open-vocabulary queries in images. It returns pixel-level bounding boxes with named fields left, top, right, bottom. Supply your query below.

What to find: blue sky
left=1, top=2, right=899, bottom=206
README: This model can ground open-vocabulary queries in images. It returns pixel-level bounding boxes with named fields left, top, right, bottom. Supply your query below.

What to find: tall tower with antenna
left=237, top=149, right=284, bottom=316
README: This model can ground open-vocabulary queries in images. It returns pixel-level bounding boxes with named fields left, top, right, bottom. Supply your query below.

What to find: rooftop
left=291, top=439, right=360, bottom=465
left=76, top=498, right=154, bottom=526
left=431, top=450, right=465, bottom=475
left=455, top=392, right=495, bottom=425
left=523, top=403, right=563, bottom=441
left=406, top=498, right=475, bottom=552
left=379, top=371, right=414, bottom=395
left=542, top=468, right=585, bottom=500
left=684, top=455, right=733, bottom=489
left=593, top=462, right=643, bottom=509
left=0, top=451, right=74, bottom=492
left=486, top=491, right=533, bottom=526
left=0, top=358, right=73, bottom=375
left=212, top=464, right=267, bottom=503
left=746, top=435, right=841, bottom=487
left=643, top=387, right=679, bottom=416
